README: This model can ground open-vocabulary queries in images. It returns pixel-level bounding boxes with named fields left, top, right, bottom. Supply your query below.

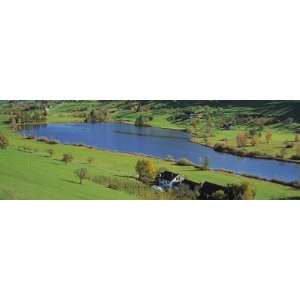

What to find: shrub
left=248, top=128, right=258, bottom=137
left=107, top=182, right=118, bottom=190
left=211, top=190, right=226, bottom=200
left=191, top=119, right=199, bottom=129
left=296, top=143, right=300, bottom=156
left=285, top=141, right=294, bottom=148
left=240, top=182, right=256, bottom=199
left=214, top=143, right=226, bottom=152
left=62, top=153, right=74, bottom=164
left=236, top=149, right=247, bottom=156
left=280, top=148, right=287, bottom=158
left=74, top=168, right=88, bottom=184
left=290, top=144, right=300, bottom=160
left=291, top=180, right=300, bottom=188
left=47, top=149, right=54, bottom=157
left=174, top=184, right=199, bottom=200
left=135, top=159, right=158, bottom=184
left=18, top=145, right=32, bottom=152
left=236, top=132, right=248, bottom=147
left=176, top=158, right=194, bottom=166
left=47, top=139, right=59, bottom=145
left=227, top=181, right=256, bottom=200
left=36, top=136, right=49, bottom=143
left=135, top=115, right=147, bottom=127
left=86, top=109, right=110, bottom=123
left=0, top=133, right=9, bottom=149
left=250, top=137, right=259, bottom=146
left=199, top=156, right=210, bottom=170
left=265, top=131, right=272, bottom=143
left=203, top=135, right=209, bottom=144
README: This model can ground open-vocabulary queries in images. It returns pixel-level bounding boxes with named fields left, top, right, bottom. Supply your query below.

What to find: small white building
left=156, top=171, right=185, bottom=191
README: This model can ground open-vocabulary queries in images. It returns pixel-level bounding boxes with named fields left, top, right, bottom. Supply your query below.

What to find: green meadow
left=0, top=100, right=300, bottom=200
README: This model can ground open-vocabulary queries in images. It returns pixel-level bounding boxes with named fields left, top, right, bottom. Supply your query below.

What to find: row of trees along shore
left=187, top=107, right=300, bottom=160
left=9, top=110, right=47, bottom=128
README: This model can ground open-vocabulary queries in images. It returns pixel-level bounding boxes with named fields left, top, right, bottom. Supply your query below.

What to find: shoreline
left=189, top=138, right=300, bottom=165
left=17, top=130, right=300, bottom=189
left=17, top=117, right=300, bottom=165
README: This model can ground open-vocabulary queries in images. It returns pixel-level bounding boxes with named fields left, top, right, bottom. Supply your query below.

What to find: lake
left=20, top=122, right=300, bottom=183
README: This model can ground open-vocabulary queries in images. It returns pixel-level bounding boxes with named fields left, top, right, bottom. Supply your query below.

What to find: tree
left=211, top=190, right=225, bottom=200
left=86, top=109, right=110, bottom=123
left=135, top=159, right=158, bottom=184
left=203, top=134, right=209, bottom=144
left=250, top=136, right=259, bottom=147
left=47, top=149, right=54, bottom=157
left=135, top=115, right=147, bottom=127
left=280, top=148, right=287, bottom=158
left=295, top=134, right=300, bottom=142
left=74, top=168, right=88, bottom=184
left=175, top=184, right=199, bottom=200
left=240, top=182, right=256, bottom=200
left=199, top=156, right=210, bottom=169
left=227, top=181, right=256, bottom=200
left=296, top=143, right=300, bottom=156
left=291, top=144, right=300, bottom=160
left=236, top=132, right=247, bottom=147
left=191, top=119, right=199, bottom=130
left=265, top=131, right=272, bottom=143
left=0, top=133, right=9, bottom=149
left=248, top=128, right=257, bottom=138
left=10, top=117, right=17, bottom=130
left=87, top=157, right=95, bottom=165
left=62, top=153, right=74, bottom=164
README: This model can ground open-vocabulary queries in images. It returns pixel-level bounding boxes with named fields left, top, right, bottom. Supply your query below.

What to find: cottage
left=153, top=171, right=227, bottom=199
left=200, top=181, right=227, bottom=199
left=156, top=171, right=185, bottom=191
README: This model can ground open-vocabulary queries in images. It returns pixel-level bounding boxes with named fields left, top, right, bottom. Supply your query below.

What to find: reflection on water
left=20, top=122, right=300, bottom=183
left=113, top=130, right=188, bottom=140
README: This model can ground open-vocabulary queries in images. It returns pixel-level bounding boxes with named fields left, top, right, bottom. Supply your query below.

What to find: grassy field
left=0, top=117, right=300, bottom=199
left=0, top=100, right=300, bottom=200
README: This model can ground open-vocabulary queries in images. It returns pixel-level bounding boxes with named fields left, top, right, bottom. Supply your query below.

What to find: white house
left=156, top=171, right=185, bottom=191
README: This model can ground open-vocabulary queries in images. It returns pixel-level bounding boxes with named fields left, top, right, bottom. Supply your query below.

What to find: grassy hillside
left=0, top=100, right=300, bottom=200
left=35, top=100, right=300, bottom=161
left=0, top=115, right=300, bottom=199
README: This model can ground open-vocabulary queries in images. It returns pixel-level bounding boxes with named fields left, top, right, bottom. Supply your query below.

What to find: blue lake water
left=20, top=122, right=300, bottom=183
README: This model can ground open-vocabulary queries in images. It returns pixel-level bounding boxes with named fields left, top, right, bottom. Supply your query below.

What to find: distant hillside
left=1, top=100, right=300, bottom=123
left=134, top=100, right=300, bottom=122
